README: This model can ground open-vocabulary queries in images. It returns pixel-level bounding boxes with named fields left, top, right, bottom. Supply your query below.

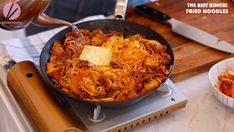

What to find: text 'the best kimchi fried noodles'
left=46, top=28, right=173, bottom=102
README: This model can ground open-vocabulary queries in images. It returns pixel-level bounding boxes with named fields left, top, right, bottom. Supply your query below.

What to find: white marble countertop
left=131, top=72, right=234, bottom=132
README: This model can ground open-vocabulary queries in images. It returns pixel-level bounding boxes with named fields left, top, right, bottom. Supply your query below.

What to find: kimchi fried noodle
left=46, top=28, right=172, bottom=101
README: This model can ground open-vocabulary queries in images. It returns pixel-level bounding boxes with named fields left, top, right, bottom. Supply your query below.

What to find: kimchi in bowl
left=208, top=57, right=234, bottom=108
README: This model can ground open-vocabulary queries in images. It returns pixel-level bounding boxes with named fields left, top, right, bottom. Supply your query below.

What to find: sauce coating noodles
left=46, top=29, right=172, bottom=101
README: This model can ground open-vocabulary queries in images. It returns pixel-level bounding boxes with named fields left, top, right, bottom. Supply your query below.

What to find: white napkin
left=0, top=15, right=106, bottom=66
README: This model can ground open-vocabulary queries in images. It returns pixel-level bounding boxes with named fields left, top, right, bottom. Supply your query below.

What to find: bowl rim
left=208, top=57, right=234, bottom=101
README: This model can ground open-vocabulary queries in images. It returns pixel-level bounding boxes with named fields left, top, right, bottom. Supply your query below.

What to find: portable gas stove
left=1, top=61, right=187, bottom=132
left=66, top=79, right=187, bottom=132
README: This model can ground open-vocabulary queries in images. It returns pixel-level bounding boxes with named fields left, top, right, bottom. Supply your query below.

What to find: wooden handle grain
left=7, top=61, right=83, bottom=132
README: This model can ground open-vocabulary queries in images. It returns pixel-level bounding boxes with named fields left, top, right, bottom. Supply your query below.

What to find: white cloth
left=0, top=15, right=105, bottom=66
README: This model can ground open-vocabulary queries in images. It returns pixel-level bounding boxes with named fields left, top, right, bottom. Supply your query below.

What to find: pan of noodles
left=39, top=0, right=174, bottom=107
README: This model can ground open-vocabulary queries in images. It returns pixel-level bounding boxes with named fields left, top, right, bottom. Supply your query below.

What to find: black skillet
left=40, top=0, right=174, bottom=107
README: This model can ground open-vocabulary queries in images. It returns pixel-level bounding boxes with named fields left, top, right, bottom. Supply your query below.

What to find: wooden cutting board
left=126, top=0, right=234, bottom=81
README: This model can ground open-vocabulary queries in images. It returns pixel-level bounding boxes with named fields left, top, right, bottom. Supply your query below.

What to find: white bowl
left=208, top=57, right=234, bottom=108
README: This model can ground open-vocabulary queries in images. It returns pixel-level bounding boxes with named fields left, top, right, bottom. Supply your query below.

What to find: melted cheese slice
left=79, top=46, right=112, bottom=65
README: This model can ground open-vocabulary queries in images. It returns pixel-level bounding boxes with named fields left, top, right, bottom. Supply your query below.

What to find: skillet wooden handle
left=7, top=61, right=83, bottom=132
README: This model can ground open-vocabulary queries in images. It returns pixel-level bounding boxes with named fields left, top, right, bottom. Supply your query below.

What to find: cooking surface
left=126, top=0, right=234, bottom=81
